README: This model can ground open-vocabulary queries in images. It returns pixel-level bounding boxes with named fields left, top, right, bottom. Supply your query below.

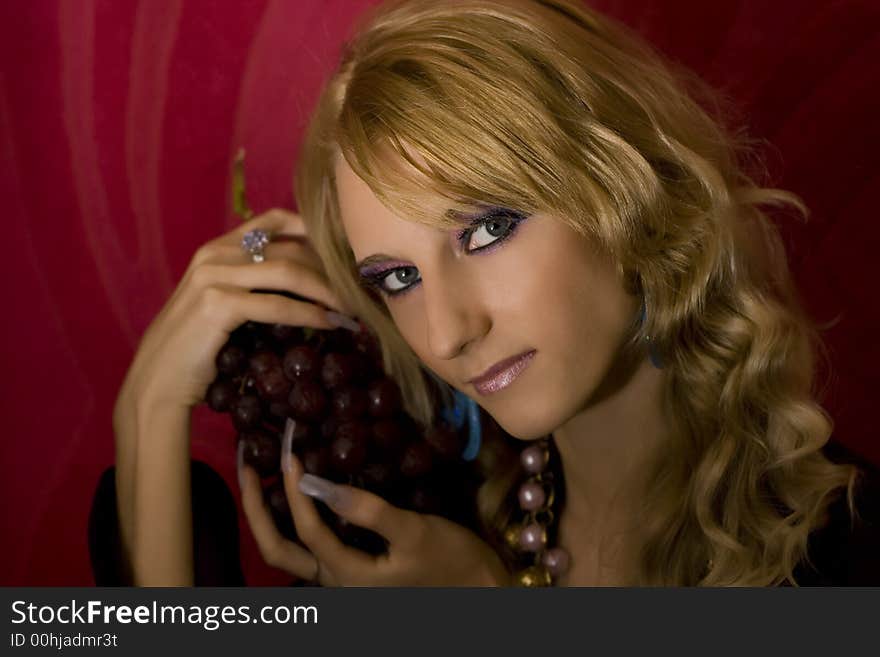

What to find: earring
left=639, top=299, right=665, bottom=369
left=441, top=389, right=482, bottom=461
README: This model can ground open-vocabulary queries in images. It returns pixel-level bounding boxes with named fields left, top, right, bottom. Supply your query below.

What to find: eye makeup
left=454, top=206, right=529, bottom=255
left=357, top=206, right=530, bottom=297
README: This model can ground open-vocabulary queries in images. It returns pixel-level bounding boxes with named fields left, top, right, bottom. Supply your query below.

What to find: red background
left=2, top=0, right=878, bottom=586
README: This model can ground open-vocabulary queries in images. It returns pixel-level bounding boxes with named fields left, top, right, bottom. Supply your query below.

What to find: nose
left=422, top=271, right=489, bottom=362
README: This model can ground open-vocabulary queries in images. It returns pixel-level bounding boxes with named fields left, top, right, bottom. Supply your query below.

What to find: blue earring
left=639, top=299, right=664, bottom=369
left=441, top=389, right=482, bottom=461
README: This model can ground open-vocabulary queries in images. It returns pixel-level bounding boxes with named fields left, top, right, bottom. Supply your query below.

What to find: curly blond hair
left=293, top=0, right=861, bottom=585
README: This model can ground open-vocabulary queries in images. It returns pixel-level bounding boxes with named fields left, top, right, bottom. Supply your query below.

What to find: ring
left=241, top=228, right=272, bottom=263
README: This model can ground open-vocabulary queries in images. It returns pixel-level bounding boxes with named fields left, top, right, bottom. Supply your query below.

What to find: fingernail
left=298, top=474, right=350, bottom=511
left=236, top=439, right=246, bottom=490
left=282, top=418, right=295, bottom=473
left=325, top=311, right=361, bottom=333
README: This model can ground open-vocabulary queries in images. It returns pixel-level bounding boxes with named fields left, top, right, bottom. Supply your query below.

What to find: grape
left=331, top=386, right=368, bottom=420
left=270, top=324, right=299, bottom=342
left=366, top=378, right=402, bottom=418
left=361, top=461, right=397, bottom=491
left=206, top=379, right=237, bottom=412
left=216, top=344, right=247, bottom=375
left=283, top=345, right=321, bottom=380
left=302, top=446, right=332, bottom=478
left=285, top=419, right=316, bottom=451
left=321, top=416, right=340, bottom=442
left=370, top=418, right=405, bottom=453
left=424, top=425, right=465, bottom=461
left=330, top=421, right=370, bottom=475
left=232, top=394, right=262, bottom=431
left=249, top=350, right=280, bottom=375
left=239, top=431, right=281, bottom=477
left=321, top=352, right=359, bottom=389
left=400, top=441, right=434, bottom=478
left=289, top=380, right=327, bottom=420
left=255, top=366, right=291, bottom=402
left=207, top=315, right=482, bottom=563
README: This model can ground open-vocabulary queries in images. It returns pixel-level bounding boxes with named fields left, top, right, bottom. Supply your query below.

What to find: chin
left=483, top=399, right=565, bottom=441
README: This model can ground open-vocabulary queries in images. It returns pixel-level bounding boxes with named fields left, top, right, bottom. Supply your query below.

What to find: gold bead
left=504, top=524, right=522, bottom=551
left=515, top=565, right=552, bottom=587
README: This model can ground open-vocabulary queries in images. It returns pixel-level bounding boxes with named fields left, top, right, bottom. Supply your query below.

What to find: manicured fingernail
left=325, top=311, right=361, bottom=333
left=282, top=418, right=295, bottom=473
left=236, top=439, right=246, bottom=490
left=298, top=474, right=350, bottom=511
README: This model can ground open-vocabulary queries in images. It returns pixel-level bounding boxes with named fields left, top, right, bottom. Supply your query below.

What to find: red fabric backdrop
left=2, top=0, right=878, bottom=586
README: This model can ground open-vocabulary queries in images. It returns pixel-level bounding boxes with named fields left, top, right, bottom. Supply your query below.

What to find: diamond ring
left=241, top=228, right=271, bottom=263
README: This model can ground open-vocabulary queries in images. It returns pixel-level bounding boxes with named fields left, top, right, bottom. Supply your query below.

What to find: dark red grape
left=366, top=378, right=402, bottom=418
left=330, top=422, right=370, bottom=474
left=232, top=394, right=263, bottom=431
left=321, top=352, right=359, bottom=389
left=289, top=380, right=327, bottom=420
left=400, top=441, right=434, bottom=478
left=302, top=446, right=331, bottom=478
left=331, top=386, right=368, bottom=420
left=409, top=483, right=443, bottom=514
left=239, top=431, right=281, bottom=477
left=284, top=419, right=316, bottom=451
left=266, top=480, right=291, bottom=518
left=268, top=400, right=294, bottom=420
left=255, top=366, right=291, bottom=402
left=216, top=344, right=247, bottom=375
left=424, top=425, right=465, bottom=461
left=270, top=324, right=299, bottom=342
left=361, top=461, right=397, bottom=491
left=206, top=379, right=237, bottom=412
left=282, top=345, right=321, bottom=380
left=249, top=350, right=279, bottom=375
left=321, top=416, right=339, bottom=442
left=370, top=419, right=406, bottom=453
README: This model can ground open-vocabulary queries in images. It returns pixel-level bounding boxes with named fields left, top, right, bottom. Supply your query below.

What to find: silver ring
left=241, top=228, right=271, bottom=263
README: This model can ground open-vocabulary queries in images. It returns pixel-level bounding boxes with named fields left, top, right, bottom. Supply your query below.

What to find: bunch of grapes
left=205, top=305, right=481, bottom=558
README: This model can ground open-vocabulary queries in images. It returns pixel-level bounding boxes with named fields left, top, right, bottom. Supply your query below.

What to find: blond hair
left=294, top=0, right=860, bottom=585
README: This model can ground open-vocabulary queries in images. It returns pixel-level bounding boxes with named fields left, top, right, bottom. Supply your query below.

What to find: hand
left=239, top=450, right=511, bottom=586
left=116, top=208, right=353, bottom=415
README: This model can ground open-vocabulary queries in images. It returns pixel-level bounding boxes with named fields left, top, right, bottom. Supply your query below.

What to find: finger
left=197, top=285, right=339, bottom=331
left=237, top=442, right=319, bottom=578
left=192, top=259, right=346, bottom=314
left=295, top=468, right=424, bottom=552
left=229, top=207, right=308, bottom=242
left=280, top=423, right=377, bottom=575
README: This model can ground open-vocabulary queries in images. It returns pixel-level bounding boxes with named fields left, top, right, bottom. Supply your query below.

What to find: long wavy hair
left=293, top=0, right=861, bottom=585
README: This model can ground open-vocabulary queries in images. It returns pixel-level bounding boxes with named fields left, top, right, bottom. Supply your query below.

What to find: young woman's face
left=335, top=156, right=642, bottom=439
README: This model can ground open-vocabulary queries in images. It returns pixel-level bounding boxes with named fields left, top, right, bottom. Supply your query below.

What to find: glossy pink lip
left=467, top=350, right=536, bottom=395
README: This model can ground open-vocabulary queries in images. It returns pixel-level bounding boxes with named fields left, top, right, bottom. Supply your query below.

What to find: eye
left=461, top=210, right=526, bottom=254
left=374, top=266, right=421, bottom=296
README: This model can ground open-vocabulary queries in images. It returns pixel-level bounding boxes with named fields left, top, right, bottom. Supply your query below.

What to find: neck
left=552, top=350, right=671, bottom=552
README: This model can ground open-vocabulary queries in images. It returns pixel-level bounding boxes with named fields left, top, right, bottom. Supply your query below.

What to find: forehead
left=334, top=155, right=448, bottom=259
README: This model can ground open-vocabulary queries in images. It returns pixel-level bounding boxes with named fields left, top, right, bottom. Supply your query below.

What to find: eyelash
left=362, top=208, right=528, bottom=298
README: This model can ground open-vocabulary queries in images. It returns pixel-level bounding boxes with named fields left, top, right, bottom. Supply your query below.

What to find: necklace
left=505, top=436, right=571, bottom=586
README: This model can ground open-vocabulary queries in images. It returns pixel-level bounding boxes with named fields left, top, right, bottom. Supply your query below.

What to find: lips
left=467, top=350, right=536, bottom=395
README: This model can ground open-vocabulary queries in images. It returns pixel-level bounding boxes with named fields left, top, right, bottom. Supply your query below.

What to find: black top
left=790, top=441, right=880, bottom=586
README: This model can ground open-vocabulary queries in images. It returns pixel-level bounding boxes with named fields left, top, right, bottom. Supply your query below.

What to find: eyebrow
left=354, top=205, right=510, bottom=272
left=356, top=254, right=398, bottom=270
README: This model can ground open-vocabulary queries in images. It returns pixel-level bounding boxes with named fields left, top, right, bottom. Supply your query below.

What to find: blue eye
left=378, top=266, right=421, bottom=295
left=458, top=208, right=526, bottom=253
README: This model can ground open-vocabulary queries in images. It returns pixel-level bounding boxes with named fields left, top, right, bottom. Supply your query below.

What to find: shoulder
left=791, top=440, right=880, bottom=586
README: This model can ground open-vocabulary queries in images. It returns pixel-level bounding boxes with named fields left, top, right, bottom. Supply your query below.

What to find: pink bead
left=517, top=481, right=546, bottom=511
left=518, top=523, right=547, bottom=552
left=520, top=444, right=548, bottom=474
left=542, top=547, right=571, bottom=576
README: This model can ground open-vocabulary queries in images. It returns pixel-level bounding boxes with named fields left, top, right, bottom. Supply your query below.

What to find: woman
left=97, top=0, right=879, bottom=586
